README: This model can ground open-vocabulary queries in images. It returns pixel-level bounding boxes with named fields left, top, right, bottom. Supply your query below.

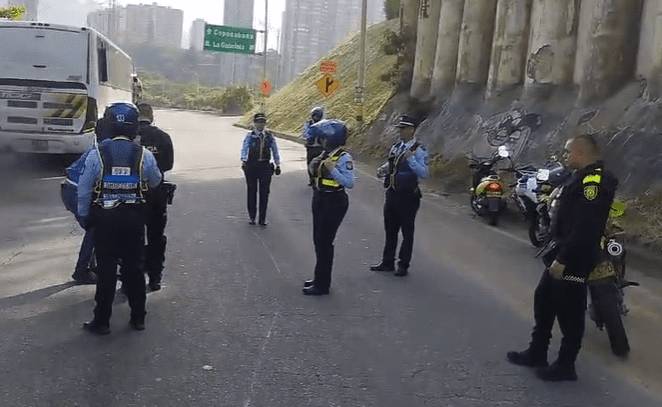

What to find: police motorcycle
left=586, top=201, right=638, bottom=357
left=536, top=201, right=637, bottom=357
left=511, top=157, right=570, bottom=247
left=468, top=146, right=510, bottom=226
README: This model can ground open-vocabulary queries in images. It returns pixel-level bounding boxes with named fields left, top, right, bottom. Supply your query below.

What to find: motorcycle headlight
left=536, top=169, right=550, bottom=182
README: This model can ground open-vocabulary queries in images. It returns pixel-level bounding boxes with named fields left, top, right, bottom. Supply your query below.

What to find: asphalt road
left=1, top=110, right=662, bottom=407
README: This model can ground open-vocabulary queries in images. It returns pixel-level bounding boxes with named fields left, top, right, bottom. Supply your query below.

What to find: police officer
left=370, top=115, right=429, bottom=277
left=240, top=113, right=281, bottom=226
left=77, top=101, right=162, bottom=334
left=303, top=106, right=325, bottom=186
left=507, top=134, right=617, bottom=381
left=137, top=102, right=174, bottom=291
left=303, top=120, right=354, bottom=295
left=70, top=108, right=116, bottom=285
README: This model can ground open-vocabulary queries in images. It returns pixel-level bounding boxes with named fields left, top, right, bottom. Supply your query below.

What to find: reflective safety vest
left=385, top=141, right=422, bottom=191
left=94, top=139, right=147, bottom=209
left=247, top=131, right=274, bottom=163
left=314, top=148, right=345, bottom=191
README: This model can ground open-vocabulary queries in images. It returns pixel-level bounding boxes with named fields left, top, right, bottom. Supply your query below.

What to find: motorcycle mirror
left=536, top=169, right=550, bottom=182
left=497, top=146, right=509, bottom=158
left=610, top=201, right=626, bottom=218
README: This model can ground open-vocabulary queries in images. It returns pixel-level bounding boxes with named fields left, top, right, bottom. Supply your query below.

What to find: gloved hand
left=549, top=260, right=565, bottom=280
left=377, top=163, right=389, bottom=178
left=322, top=160, right=337, bottom=176
left=274, top=165, right=281, bottom=176
left=241, top=162, right=247, bottom=171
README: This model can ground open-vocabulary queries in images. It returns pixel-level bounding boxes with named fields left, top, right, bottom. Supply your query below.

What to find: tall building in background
left=87, top=2, right=183, bottom=49
left=221, top=0, right=255, bottom=85
left=0, top=0, right=39, bottom=20
left=279, top=0, right=385, bottom=86
left=189, top=18, right=206, bottom=51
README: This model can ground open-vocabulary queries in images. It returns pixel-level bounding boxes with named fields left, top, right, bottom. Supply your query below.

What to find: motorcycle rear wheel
left=590, top=281, right=630, bottom=357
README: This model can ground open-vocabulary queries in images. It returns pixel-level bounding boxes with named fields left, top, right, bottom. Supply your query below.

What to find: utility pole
left=356, top=0, right=368, bottom=123
left=262, top=0, right=268, bottom=113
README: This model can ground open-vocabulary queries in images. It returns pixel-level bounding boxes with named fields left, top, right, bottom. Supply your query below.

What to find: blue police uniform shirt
left=77, top=138, right=162, bottom=218
left=240, top=130, right=281, bottom=165
left=330, top=152, right=355, bottom=189
left=390, top=138, right=429, bottom=179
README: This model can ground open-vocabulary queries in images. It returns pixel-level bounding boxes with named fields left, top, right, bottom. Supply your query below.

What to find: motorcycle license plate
left=486, top=191, right=502, bottom=197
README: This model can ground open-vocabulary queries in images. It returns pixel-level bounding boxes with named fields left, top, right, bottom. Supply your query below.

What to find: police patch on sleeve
left=583, top=185, right=598, bottom=200
left=346, top=161, right=354, bottom=170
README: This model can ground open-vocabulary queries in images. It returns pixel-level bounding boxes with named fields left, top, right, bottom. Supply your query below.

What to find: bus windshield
left=0, top=27, right=87, bottom=83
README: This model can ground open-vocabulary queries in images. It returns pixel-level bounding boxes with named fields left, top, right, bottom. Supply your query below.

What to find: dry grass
left=621, top=189, right=662, bottom=251
left=240, top=20, right=399, bottom=142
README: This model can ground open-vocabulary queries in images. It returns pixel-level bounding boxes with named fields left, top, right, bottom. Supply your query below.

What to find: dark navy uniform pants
left=312, top=189, right=349, bottom=290
left=530, top=269, right=588, bottom=363
left=244, top=161, right=272, bottom=223
left=382, top=188, right=421, bottom=269
left=74, top=227, right=96, bottom=274
left=92, top=206, right=146, bottom=326
left=145, top=186, right=168, bottom=282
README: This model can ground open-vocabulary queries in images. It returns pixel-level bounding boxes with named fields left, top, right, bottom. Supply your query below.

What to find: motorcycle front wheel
left=528, top=214, right=546, bottom=247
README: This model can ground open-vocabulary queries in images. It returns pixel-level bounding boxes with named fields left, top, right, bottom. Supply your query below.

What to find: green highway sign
left=204, top=24, right=256, bottom=55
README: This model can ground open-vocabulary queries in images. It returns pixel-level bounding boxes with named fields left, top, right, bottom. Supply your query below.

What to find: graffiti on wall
left=473, top=107, right=542, bottom=160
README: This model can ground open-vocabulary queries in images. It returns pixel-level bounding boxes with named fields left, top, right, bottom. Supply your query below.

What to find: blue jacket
left=78, top=137, right=161, bottom=218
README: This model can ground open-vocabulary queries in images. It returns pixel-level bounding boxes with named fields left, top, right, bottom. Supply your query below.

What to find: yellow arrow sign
left=315, top=73, right=339, bottom=98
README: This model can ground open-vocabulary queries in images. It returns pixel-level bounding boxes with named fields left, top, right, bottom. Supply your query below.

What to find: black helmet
left=106, top=101, right=140, bottom=138
left=310, top=106, right=324, bottom=123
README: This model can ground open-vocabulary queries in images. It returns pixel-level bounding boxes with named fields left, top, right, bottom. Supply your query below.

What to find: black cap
left=253, top=112, right=267, bottom=122
left=395, top=115, right=416, bottom=129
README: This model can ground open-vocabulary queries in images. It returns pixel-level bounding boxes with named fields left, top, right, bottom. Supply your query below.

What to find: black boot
left=83, top=320, right=110, bottom=335
left=370, top=261, right=395, bottom=272
left=535, top=360, right=577, bottom=381
left=129, top=313, right=146, bottom=331
left=303, top=279, right=315, bottom=288
left=506, top=348, right=548, bottom=368
left=394, top=264, right=408, bottom=277
left=302, top=285, right=329, bottom=295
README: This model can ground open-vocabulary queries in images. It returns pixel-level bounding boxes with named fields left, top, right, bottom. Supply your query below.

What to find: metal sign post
left=357, top=0, right=368, bottom=124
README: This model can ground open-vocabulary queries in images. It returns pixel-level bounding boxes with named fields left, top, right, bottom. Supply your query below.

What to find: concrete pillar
left=575, top=0, right=644, bottom=104
left=456, top=0, right=499, bottom=85
left=399, top=0, right=421, bottom=90
left=636, top=0, right=662, bottom=97
left=526, top=0, right=580, bottom=85
left=430, top=0, right=465, bottom=98
left=410, top=0, right=442, bottom=99
left=487, top=0, right=533, bottom=91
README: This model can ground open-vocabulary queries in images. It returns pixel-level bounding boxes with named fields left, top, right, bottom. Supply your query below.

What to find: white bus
left=0, top=21, right=140, bottom=155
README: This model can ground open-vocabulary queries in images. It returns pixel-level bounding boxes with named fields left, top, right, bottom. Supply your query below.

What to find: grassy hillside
left=240, top=19, right=399, bottom=141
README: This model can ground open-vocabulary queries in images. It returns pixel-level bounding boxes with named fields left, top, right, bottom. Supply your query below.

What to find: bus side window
left=98, top=39, right=108, bottom=83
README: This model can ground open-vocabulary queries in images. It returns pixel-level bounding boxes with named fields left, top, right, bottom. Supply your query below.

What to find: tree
left=384, top=0, right=400, bottom=20
left=0, top=5, right=26, bottom=20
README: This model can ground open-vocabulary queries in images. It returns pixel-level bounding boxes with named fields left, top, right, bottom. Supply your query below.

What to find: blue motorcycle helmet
left=105, top=101, right=140, bottom=138
left=306, top=119, right=347, bottom=150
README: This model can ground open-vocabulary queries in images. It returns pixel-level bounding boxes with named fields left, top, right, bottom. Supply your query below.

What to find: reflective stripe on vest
left=583, top=174, right=602, bottom=184
left=315, top=149, right=343, bottom=190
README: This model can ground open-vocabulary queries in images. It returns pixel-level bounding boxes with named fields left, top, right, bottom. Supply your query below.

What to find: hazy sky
left=119, top=0, right=286, bottom=49
left=36, top=0, right=286, bottom=49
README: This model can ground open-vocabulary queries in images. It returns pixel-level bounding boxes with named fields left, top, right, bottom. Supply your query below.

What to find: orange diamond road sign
left=315, top=73, right=339, bottom=98
left=260, top=80, right=272, bottom=96
left=320, top=60, right=337, bottom=74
